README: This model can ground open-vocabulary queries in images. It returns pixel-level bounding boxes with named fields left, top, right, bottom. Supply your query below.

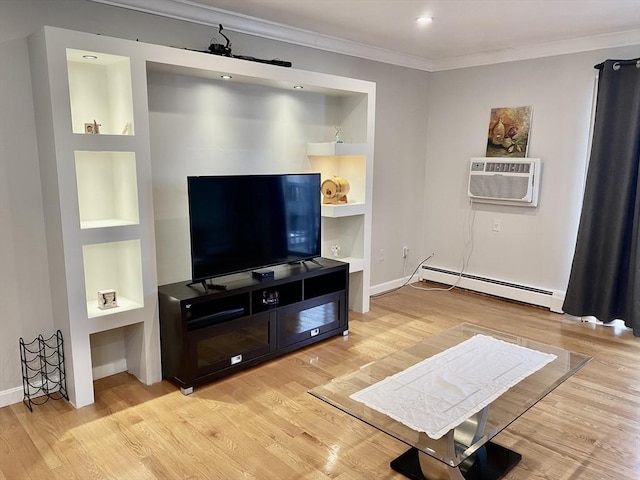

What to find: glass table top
left=309, top=323, right=591, bottom=468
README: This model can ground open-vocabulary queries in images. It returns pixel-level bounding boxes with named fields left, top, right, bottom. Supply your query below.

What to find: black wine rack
left=19, top=330, right=69, bottom=411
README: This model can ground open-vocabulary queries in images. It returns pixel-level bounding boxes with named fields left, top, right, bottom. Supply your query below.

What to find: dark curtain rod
left=594, top=58, right=640, bottom=70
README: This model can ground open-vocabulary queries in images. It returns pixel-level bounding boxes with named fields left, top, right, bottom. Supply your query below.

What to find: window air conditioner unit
left=468, top=157, right=541, bottom=207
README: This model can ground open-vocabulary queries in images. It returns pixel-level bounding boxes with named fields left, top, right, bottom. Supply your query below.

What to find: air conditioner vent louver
left=468, top=157, right=541, bottom=207
left=469, top=175, right=530, bottom=199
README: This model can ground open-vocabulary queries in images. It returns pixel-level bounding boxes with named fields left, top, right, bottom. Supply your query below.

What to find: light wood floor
left=1, top=284, right=638, bottom=480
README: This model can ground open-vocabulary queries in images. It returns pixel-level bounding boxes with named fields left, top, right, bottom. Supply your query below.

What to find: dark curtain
left=563, top=58, right=640, bottom=337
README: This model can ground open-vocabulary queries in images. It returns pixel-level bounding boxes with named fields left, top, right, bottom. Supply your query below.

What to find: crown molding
left=431, top=30, right=640, bottom=71
left=91, top=0, right=640, bottom=72
left=92, top=0, right=435, bottom=70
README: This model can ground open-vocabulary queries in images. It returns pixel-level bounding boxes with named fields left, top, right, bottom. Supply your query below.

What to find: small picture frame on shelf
left=84, top=120, right=101, bottom=134
left=97, top=289, right=118, bottom=309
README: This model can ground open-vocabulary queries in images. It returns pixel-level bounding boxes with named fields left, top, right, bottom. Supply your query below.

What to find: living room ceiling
left=95, top=0, right=640, bottom=71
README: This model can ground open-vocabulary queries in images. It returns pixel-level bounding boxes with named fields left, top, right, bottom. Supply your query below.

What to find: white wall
left=0, top=0, right=428, bottom=403
left=421, top=46, right=639, bottom=298
left=148, top=72, right=344, bottom=285
left=0, top=32, right=54, bottom=400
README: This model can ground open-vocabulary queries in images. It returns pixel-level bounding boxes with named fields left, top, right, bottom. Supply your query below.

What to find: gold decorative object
left=321, top=176, right=350, bottom=204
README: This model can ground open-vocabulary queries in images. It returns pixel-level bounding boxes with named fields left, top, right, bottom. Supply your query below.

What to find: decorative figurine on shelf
left=262, top=290, right=279, bottom=308
left=97, top=289, right=118, bottom=310
left=334, top=125, right=343, bottom=143
left=330, top=244, right=341, bottom=258
left=321, top=176, right=350, bottom=204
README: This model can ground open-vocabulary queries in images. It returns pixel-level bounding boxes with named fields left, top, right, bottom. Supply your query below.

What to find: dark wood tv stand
left=158, top=258, right=349, bottom=394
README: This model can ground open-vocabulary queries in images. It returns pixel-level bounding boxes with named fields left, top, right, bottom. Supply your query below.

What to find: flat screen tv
left=187, top=173, right=321, bottom=283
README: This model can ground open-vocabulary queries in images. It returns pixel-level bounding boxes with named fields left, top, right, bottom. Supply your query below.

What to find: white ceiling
left=95, top=0, right=640, bottom=71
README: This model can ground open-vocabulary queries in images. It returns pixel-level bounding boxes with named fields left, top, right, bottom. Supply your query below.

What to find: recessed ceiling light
left=416, top=16, right=433, bottom=25
left=220, top=75, right=232, bottom=79
left=293, top=85, right=304, bottom=89
left=83, top=54, right=98, bottom=59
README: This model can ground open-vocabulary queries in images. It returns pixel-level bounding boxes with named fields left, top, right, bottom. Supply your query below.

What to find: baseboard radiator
left=419, top=265, right=565, bottom=313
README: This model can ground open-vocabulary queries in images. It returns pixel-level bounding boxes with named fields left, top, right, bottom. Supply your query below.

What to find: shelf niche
left=322, top=214, right=365, bottom=273
left=307, top=143, right=367, bottom=217
left=66, top=49, right=135, bottom=136
left=82, top=239, right=144, bottom=318
left=75, top=151, right=139, bottom=229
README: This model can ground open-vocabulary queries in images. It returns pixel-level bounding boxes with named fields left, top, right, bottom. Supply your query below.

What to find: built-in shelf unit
left=28, top=26, right=375, bottom=407
left=29, top=27, right=160, bottom=408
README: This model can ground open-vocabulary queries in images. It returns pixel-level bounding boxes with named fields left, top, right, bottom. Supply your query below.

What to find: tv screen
left=187, top=173, right=321, bottom=282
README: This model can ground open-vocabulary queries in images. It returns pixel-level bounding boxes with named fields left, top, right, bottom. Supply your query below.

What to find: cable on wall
left=410, top=200, right=476, bottom=292
left=370, top=253, right=435, bottom=298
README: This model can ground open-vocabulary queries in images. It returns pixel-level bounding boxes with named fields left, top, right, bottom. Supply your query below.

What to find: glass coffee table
left=309, top=323, right=591, bottom=480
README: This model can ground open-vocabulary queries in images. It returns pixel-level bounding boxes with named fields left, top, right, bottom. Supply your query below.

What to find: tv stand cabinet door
left=186, top=312, right=273, bottom=383
left=277, top=292, right=346, bottom=349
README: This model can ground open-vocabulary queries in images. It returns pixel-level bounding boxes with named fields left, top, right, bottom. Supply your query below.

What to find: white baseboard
left=370, top=273, right=420, bottom=296
left=549, top=291, right=565, bottom=313
left=93, top=358, right=128, bottom=380
left=0, top=385, right=25, bottom=408
left=418, top=266, right=565, bottom=311
left=0, top=359, right=128, bottom=408
left=0, top=376, right=62, bottom=409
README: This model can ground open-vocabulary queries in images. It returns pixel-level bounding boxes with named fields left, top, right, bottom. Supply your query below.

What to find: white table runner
left=350, top=334, right=557, bottom=439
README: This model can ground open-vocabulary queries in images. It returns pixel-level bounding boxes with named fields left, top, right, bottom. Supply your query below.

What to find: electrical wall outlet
left=402, top=246, right=409, bottom=258
left=492, top=219, right=501, bottom=232
left=379, top=248, right=385, bottom=262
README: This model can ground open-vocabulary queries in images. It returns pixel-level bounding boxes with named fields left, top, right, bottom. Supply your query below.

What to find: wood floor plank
left=1, top=284, right=638, bottom=479
left=0, top=408, right=34, bottom=480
